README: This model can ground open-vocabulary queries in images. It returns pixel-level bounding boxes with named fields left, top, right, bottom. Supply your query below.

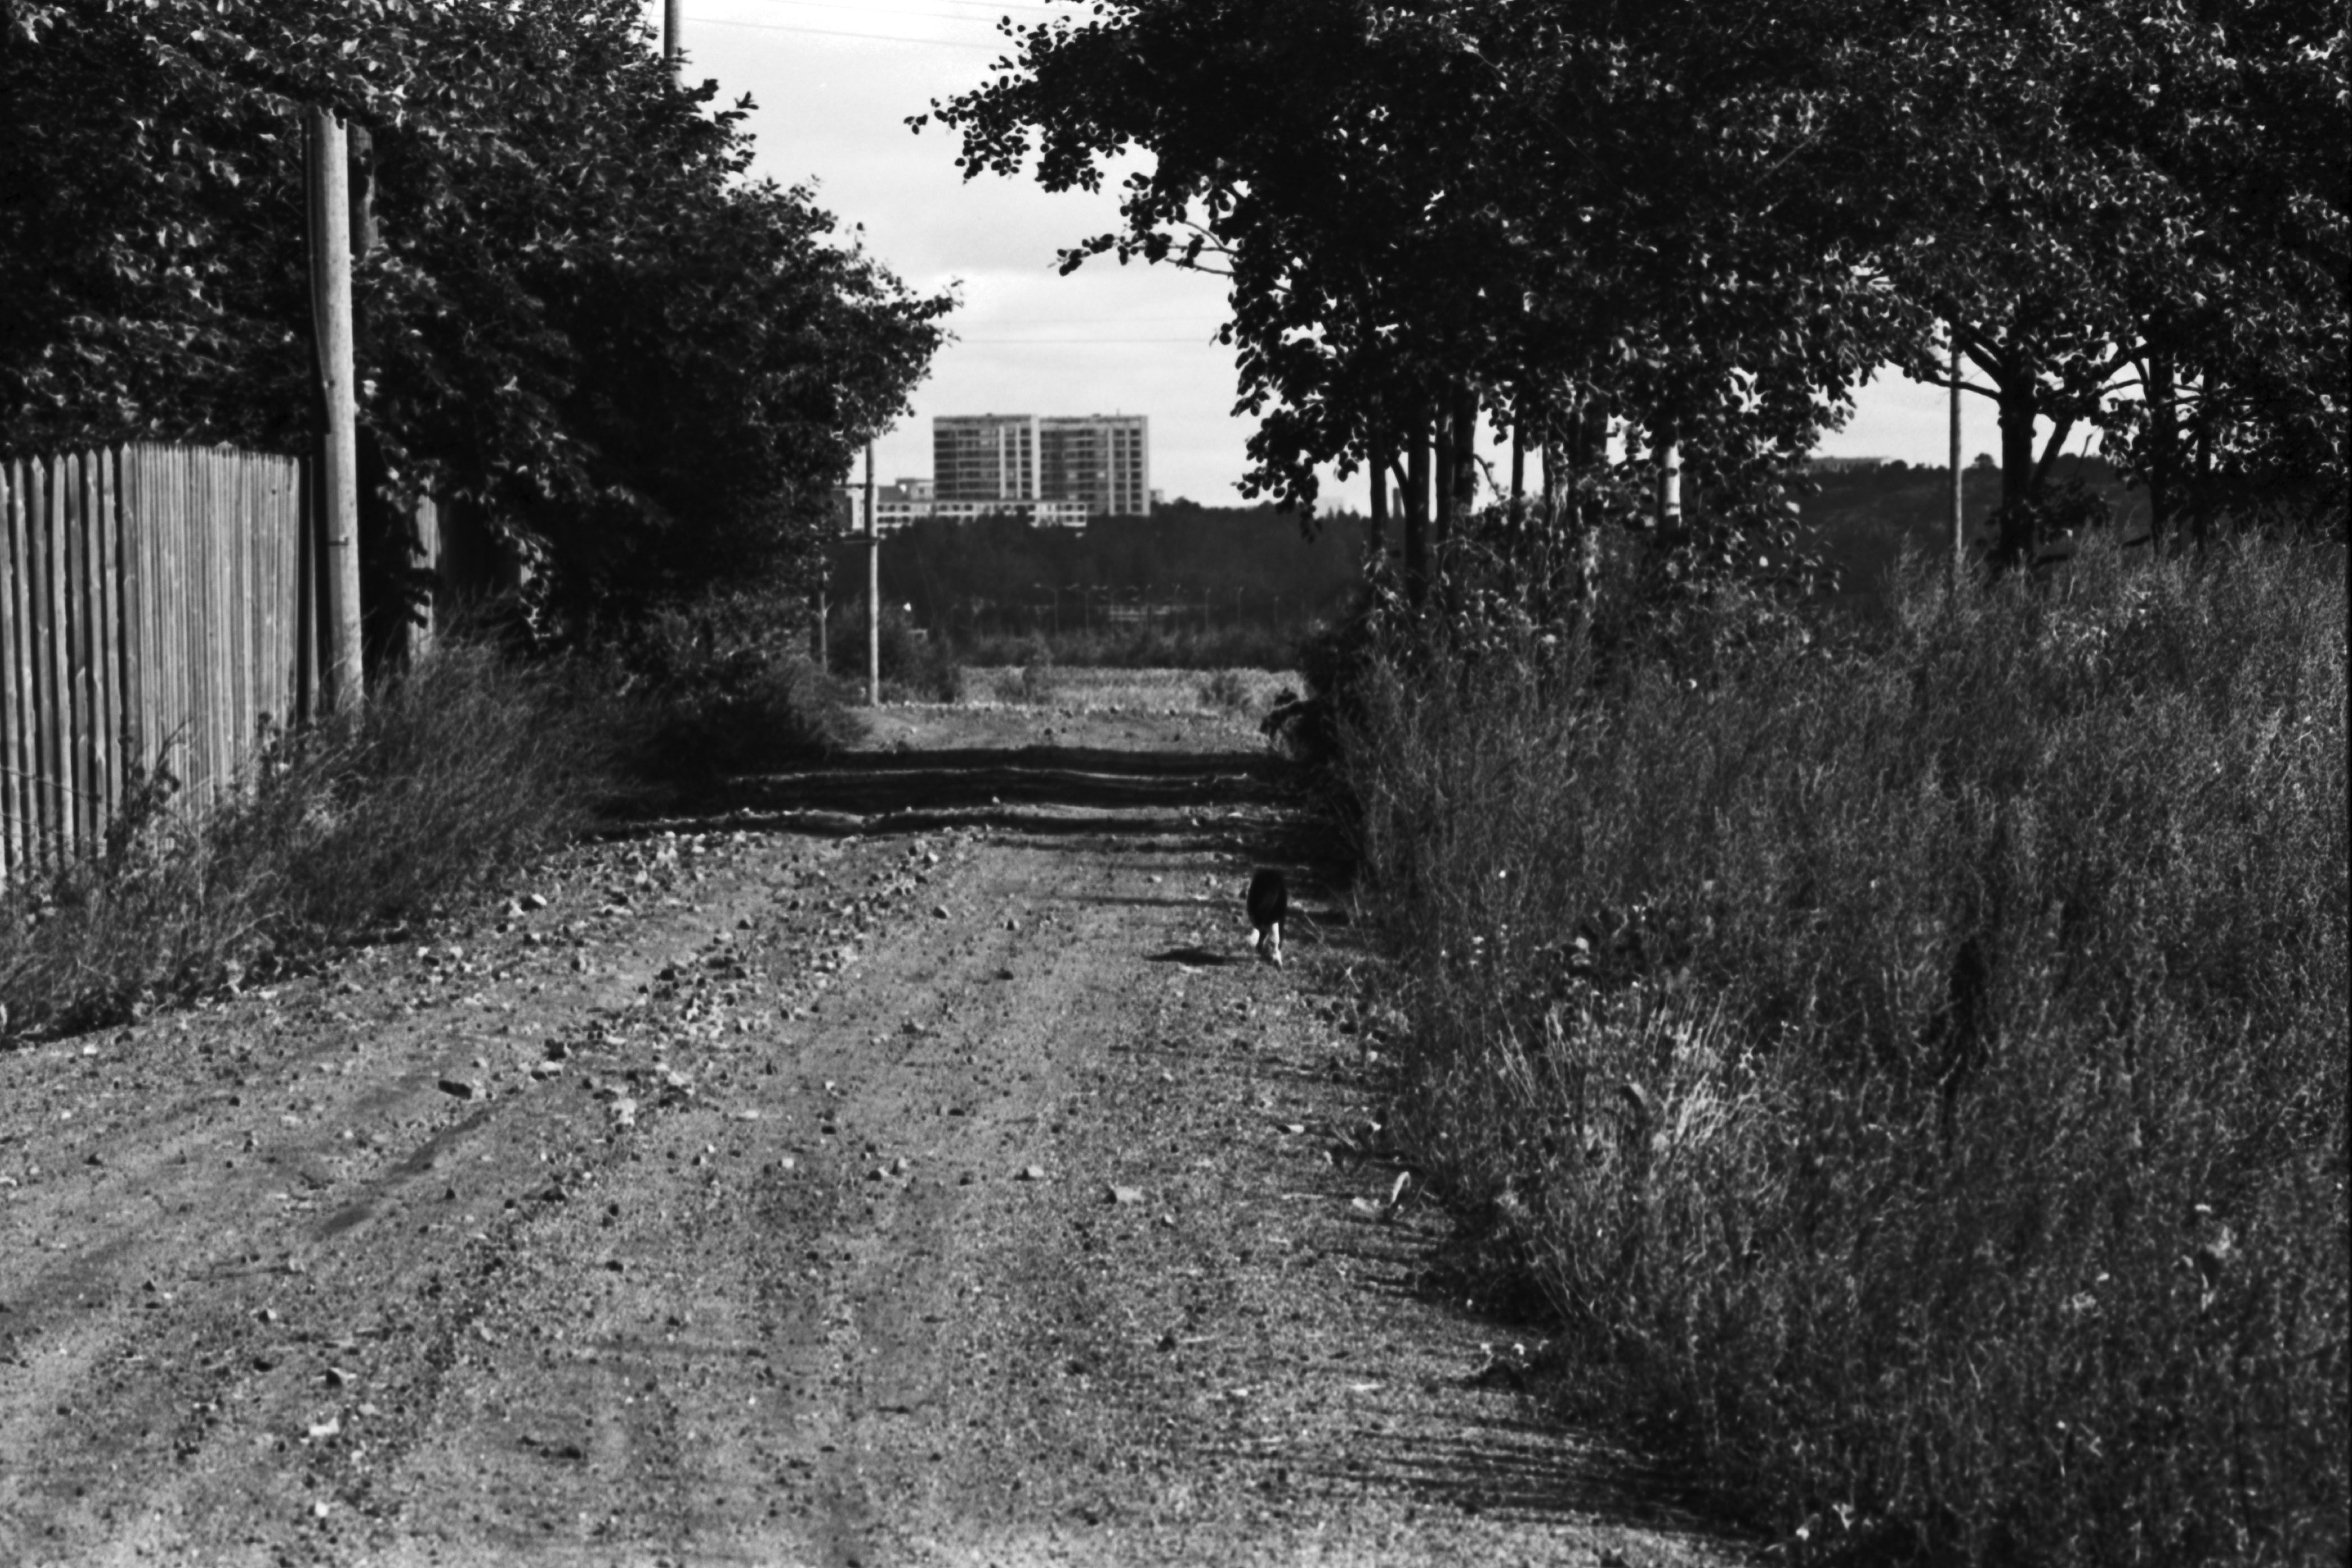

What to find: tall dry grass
left=1343, top=538, right=2347, bottom=1564
left=0, top=642, right=623, bottom=1041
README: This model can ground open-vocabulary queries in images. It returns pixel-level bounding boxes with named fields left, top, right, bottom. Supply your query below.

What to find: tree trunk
left=1995, top=367, right=2040, bottom=568
left=2145, top=355, right=2176, bottom=553
left=1508, top=409, right=1526, bottom=518
left=1448, top=383, right=1479, bottom=540
left=1430, top=397, right=1454, bottom=552
left=1368, top=434, right=1390, bottom=567
left=1654, top=425, right=1681, bottom=534
left=2190, top=407, right=2214, bottom=547
left=1570, top=394, right=1608, bottom=601
left=1403, top=419, right=1430, bottom=606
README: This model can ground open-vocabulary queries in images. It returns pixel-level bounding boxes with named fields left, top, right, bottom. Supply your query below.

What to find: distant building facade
left=934, top=415, right=1038, bottom=503
left=1039, top=415, right=1150, bottom=518
left=931, top=412, right=1151, bottom=519
left=837, top=477, right=1086, bottom=534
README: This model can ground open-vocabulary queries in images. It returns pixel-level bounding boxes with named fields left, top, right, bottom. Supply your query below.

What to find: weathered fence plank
left=0, top=444, right=311, bottom=888
left=2, top=460, right=31, bottom=875
left=36, top=457, right=67, bottom=863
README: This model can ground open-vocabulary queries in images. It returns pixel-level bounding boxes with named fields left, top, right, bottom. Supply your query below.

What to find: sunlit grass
left=952, top=664, right=1299, bottom=715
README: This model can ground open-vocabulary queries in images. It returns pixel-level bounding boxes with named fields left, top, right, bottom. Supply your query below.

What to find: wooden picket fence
left=0, top=444, right=312, bottom=888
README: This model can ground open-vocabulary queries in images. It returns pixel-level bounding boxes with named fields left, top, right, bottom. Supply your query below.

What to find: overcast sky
left=652, top=0, right=2004, bottom=511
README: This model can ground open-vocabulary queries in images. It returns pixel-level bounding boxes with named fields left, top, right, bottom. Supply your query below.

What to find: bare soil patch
left=1, top=703, right=1752, bottom=1566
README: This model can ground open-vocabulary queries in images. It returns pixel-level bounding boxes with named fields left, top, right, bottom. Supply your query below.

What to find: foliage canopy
left=925, top=0, right=2345, bottom=572
left=3, top=0, right=951, bottom=621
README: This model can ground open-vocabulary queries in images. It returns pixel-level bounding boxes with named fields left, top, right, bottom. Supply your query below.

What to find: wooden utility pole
left=305, top=106, right=364, bottom=715
left=665, top=0, right=683, bottom=75
left=1950, top=322, right=1965, bottom=583
left=864, top=441, right=880, bottom=707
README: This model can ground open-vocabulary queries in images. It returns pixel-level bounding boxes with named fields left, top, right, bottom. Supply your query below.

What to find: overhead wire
left=687, top=0, right=1073, bottom=49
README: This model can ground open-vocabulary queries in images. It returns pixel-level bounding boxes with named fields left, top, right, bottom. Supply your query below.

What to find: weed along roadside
left=0, top=680, right=1757, bottom=1566
left=1324, top=535, right=2349, bottom=1566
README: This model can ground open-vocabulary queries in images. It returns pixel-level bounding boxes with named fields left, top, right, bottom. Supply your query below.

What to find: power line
left=955, top=337, right=1225, bottom=345
left=727, top=0, right=1066, bottom=18
left=689, top=0, right=1074, bottom=49
left=695, top=17, right=1009, bottom=48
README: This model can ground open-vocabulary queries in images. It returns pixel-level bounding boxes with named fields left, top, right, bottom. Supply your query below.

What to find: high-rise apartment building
left=932, top=413, right=1152, bottom=519
left=932, top=415, right=1037, bottom=502
left=1039, top=415, right=1150, bottom=518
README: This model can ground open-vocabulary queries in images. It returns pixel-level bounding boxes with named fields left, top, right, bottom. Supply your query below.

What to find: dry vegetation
left=0, top=645, right=623, bottom=1041
left=1339, top=537, right=2348, bottom=1564
left=0, top=584, right=864, bottom=1045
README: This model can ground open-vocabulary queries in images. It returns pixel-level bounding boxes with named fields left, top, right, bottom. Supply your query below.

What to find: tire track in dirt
left=1, top=709, right=1753, bottom=1566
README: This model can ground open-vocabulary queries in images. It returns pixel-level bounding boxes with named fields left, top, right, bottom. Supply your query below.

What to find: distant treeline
left=824, top=499, right=1375, bottom=646
left=824, top=459, right=2162, bottom=652
left=1796, top=455, right=2150, bottom=600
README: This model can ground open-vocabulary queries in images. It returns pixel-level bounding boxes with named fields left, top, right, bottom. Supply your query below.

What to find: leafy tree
left=1837, top=0, right=2347, bottom=557
left=1, top=0, right=950, bottom=625
left=923, top=0, right=2344, bottom=591
left=923, top=0, right=1905, bottom=601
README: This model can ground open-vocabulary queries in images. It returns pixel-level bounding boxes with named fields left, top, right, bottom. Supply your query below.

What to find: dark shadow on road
left=731, top=746, right=1282, bottom=816
left=1144, top=946, right=1239, bottom=967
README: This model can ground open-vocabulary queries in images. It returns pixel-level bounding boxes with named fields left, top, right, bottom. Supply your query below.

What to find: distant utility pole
left=304, top=106, right=364, bottom=716
left=865, top=441, right=880, bottom=707
left=1950, top=322, right=1965, bottom=584
left=665, top=0, right=682, bottom=76
left=1656, top=432, right=1681, bottom=533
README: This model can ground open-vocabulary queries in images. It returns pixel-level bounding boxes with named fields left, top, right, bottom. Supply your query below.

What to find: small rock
left=522, top=893, right=549, bottom=911
left=1107, top=1185, right=1144, bottom=1206
left=932, top=905, right=950, bottom=920
left=306, top=1416, right=340, bottom=1441
left=323, top=1366, right=352, bottom=1388
left=1016, top=1165, right=1047, bottom=1182
left=437, top=1077, right=477, bottom=1100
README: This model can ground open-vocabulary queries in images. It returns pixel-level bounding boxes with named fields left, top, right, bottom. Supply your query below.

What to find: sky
left=651, top=0, right=2004, bottom=513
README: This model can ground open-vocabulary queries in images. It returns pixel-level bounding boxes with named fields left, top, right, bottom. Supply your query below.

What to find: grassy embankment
left=1342, top=538, right=2347, bottom=1564
left=0, top=589, right=861, bottom=1047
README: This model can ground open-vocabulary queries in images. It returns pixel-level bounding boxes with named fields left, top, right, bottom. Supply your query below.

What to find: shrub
left=1341, top=536, right=2349, bottom=1564
left=1197, top=667, right=1252, bottom=712
left=619, top=582, right=865, bottom=778
left=826, top=601, right=963, bottom=703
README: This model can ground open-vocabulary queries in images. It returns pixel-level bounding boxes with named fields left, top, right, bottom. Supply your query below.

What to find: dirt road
left=1, top=703, right=1750, bottom=1566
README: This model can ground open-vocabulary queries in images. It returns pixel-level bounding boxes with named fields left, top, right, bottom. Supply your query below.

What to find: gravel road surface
left=0, top=704, right=1751, bottom=1567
